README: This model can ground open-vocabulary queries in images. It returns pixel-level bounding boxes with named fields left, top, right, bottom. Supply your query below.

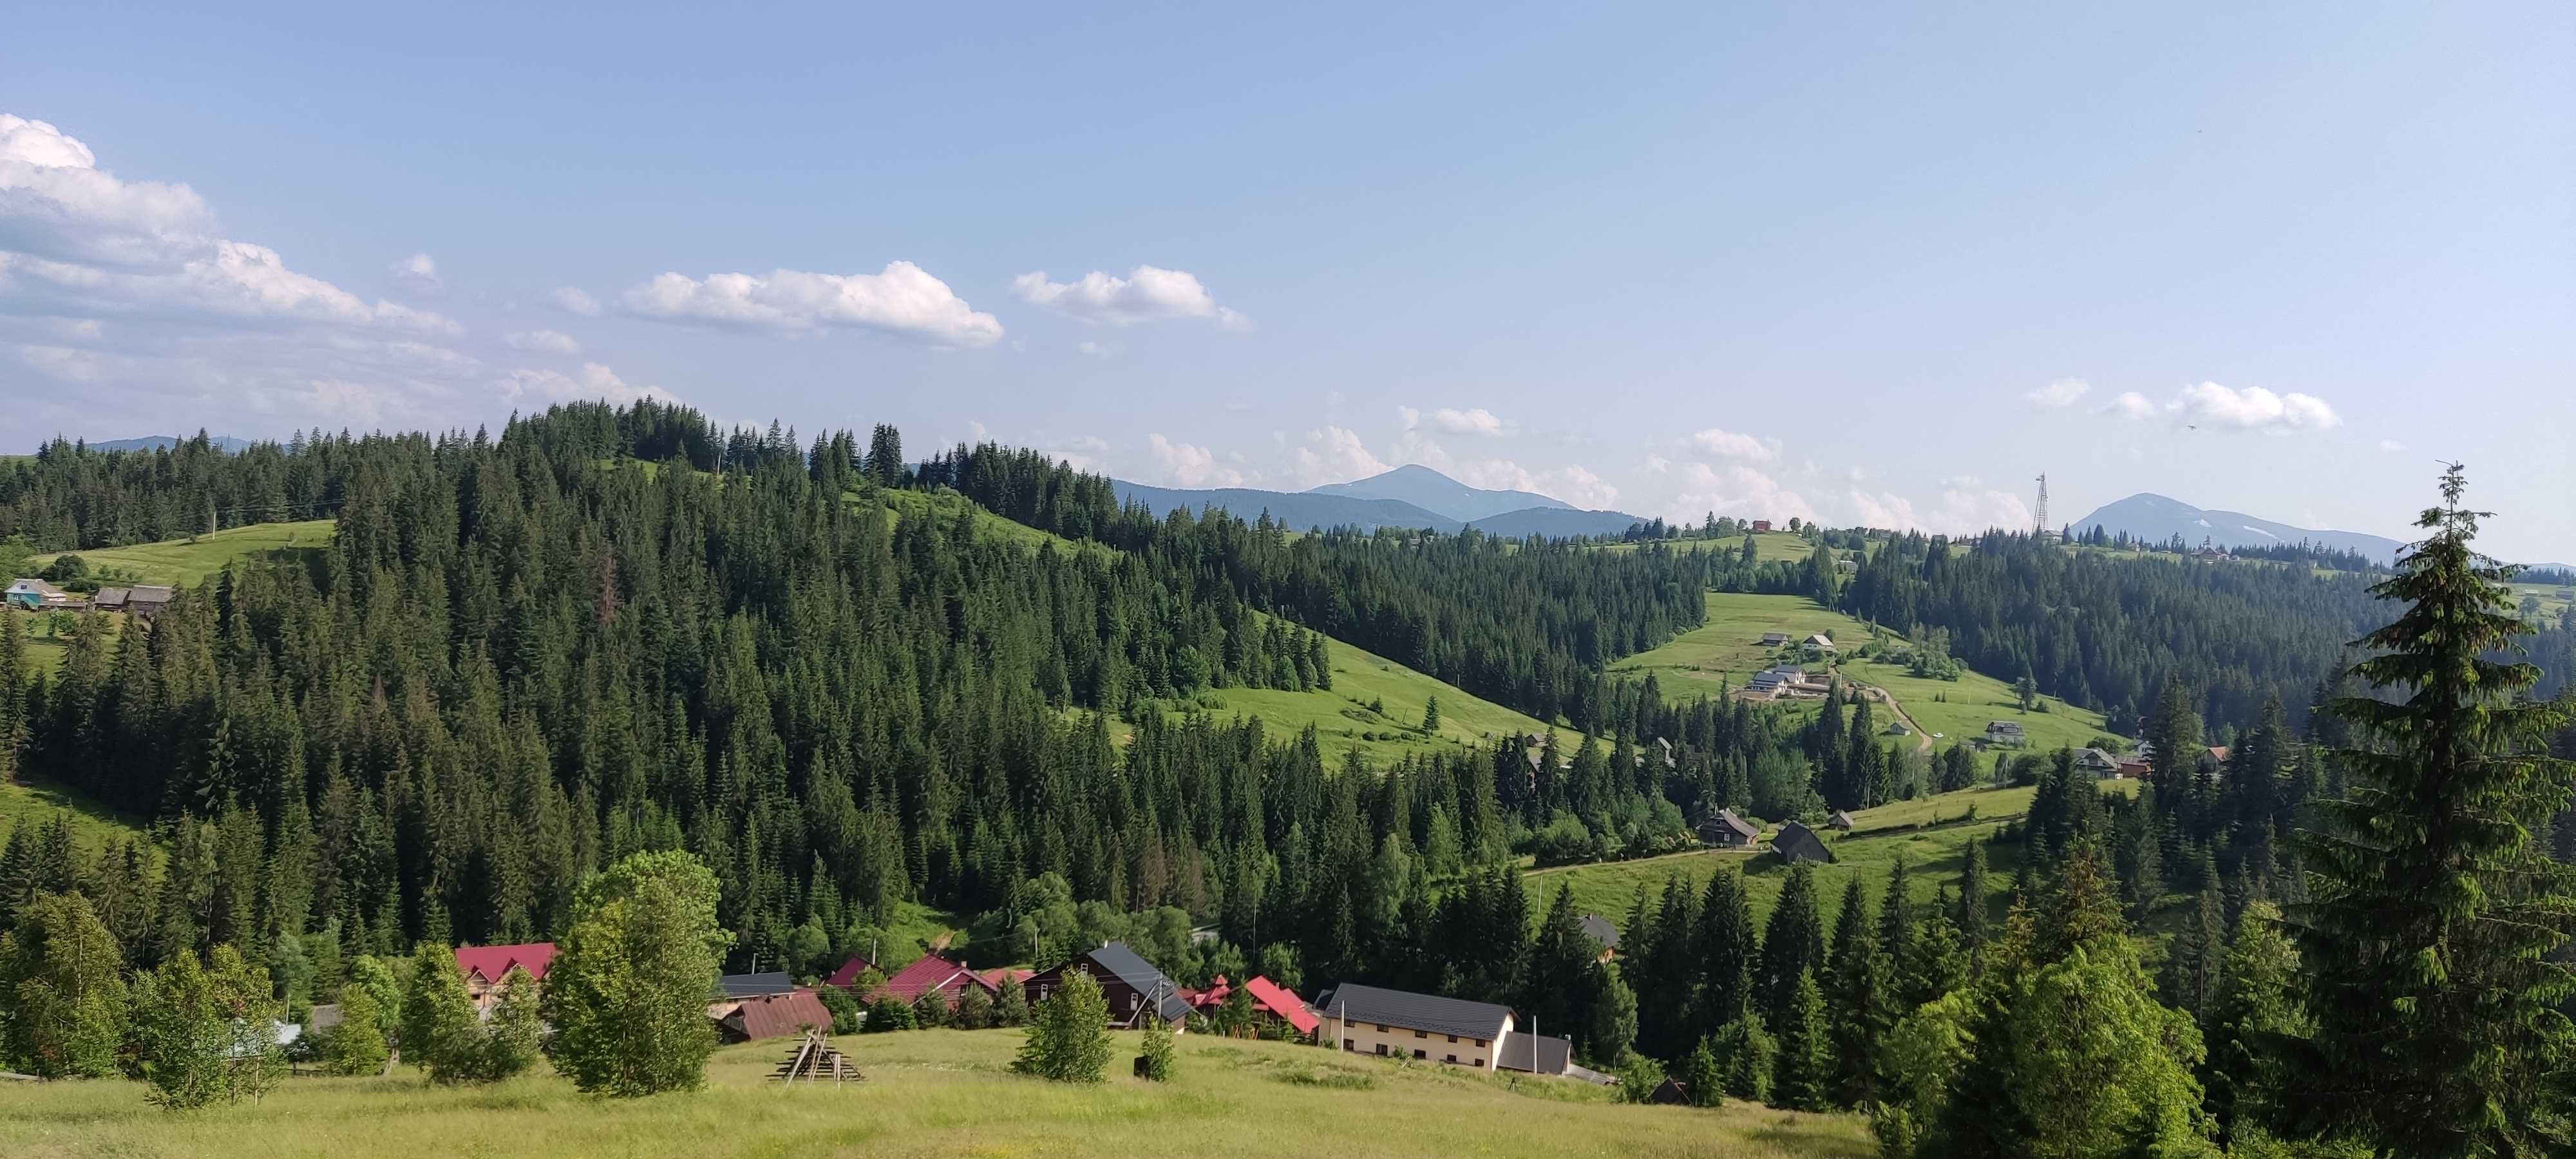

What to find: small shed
left=1827, top=809, right=1855, bottom=831
left=1698, top=809, right=1759, bottom=849
left=1650, top=1077, right=1692, bottom=1105
left=1758, top=631, right=1790, bottom=646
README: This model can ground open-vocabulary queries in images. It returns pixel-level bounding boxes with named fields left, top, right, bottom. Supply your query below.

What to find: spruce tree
left=1823, top=878, right=1886, bottom=1107
left=1759, top=863, right=1824, bottom=1025
left=1138, top=1007, right=1176, bottom=1081
left=1676, top=1034, right=1725, bottom=1107
left=2288, top=466, right=2576, bottom=1155
left=1772, top=970, right=1832, bottom=1111
left=2206, top=901, right=2304, bottom=1145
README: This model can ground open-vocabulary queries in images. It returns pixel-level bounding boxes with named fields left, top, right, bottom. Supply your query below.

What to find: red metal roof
left=1243, top=975, right=1318, bottom=1035
left=824, top=955, right=878, bottom=990
left=725, top=988, right=834, bottom=1041
left=453, top=943, right=556, bottom=985
left=874, top=954, right=997, bottom=1003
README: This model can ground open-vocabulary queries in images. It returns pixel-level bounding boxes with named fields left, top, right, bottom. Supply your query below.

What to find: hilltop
left=1112, top=465, right=1649, bottom=538
left=2072, top=492, right=2404, bottom=563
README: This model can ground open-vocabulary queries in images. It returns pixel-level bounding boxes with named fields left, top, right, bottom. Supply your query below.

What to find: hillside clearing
left=1611, top=592, right=2112, bottom=753
left=0, top=1030, right=1868, bottom=1159
left=0, top=776, right=153, bottom=860
left=27, top=519, right=336, bottom=588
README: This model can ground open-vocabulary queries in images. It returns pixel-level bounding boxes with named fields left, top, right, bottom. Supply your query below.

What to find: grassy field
left=874, top=486, right=1117, bottom=560
left=26, top=519, right=336, bottom=588
left=1596, top=531, right=1829, bottom=561
left=0, top=776, right=153, bottom=860
left=1182, top=632, right=1559, bottom=766
left=1610, top=593, right=2112, bottom=752
left=0, top=1028, right=1868, bottom=1158
left=1526, top=778, right=2135, bottom=938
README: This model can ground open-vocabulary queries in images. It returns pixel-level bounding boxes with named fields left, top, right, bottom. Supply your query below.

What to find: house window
left=1473, top=1059, right=1484, bottom=1068
left=1414, top=1030, right=1426, bottom=1039
left=1444, top=1054, right=1457, bottom=1063
left=1412, top=1050, right=1425, bottom=1060
left=1375, top=1044, right=1388, bottom=1057
left=1475, top=1039, right=1488, bottom=1048
left=1343, top=1039, right=1354, bottom=1051
left=1446, top=1035, right=1457, bottom=1043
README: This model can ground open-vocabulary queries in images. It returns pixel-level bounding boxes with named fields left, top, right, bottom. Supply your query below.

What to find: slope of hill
left=2073, top=493, right=2403, bottom=563
left=28, top=518, right=336, bottom=587
left=1197, top=630, right=1559, bottom=765
left=1307, top=464, right=1571, bottom=522
left=1609, top=592, right=2110, bottom=752
left=1110, top=480, right=1463, bottom=532
left=0, top=777, right=153, bottom=860
left=0, top=1031, right=1869, bottom=1158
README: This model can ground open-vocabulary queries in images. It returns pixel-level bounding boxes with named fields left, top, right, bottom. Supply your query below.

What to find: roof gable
left=1241, top=975, right=1318, bottom=1035
left=453, top=942, right=556, bottom=983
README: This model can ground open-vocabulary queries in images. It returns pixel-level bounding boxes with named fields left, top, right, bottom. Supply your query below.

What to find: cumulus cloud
left=1150, top=433, right=1247, bottom=487
left=1011, top=265, right=1248, bottom=330
left=1686, top=426, right=1779, bottom=462
left=2105, top=391, right=2157, bottom=419
left=505, top=328, right=581, bottom=355
left=1397, top=405, right=1509, bottom=437
left=0, top=113, right=451, bottom=338
left=2174, top=381, right=2340, bottom=430
left=499, top=361, right=672, bottom=406
left=2025, top=377, right=2089, bottom=407
left=549, top=286, right=602, bottom=317
left=1075, top=339, right=1115, bottom=357
left=392, top=252, right=440, bottom=295
left=1658, top=462, right=1815, bottom=525
left=1290, top=426, right=1392, bottom=489
left=622, top=262, right=1001, bottom=346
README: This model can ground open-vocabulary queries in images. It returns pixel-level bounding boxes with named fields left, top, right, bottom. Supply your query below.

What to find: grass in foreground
left=27, top=519, right=336, bottom=589
left=0, top=1029, right=1868, bottom=1158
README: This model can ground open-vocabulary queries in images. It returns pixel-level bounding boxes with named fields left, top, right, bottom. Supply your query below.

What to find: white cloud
left=1075, top=339, right=1115, bottom=357
left=2025, top=377, right=2090, bottom=407
left=2378, top=438, right=2407, bottom=453
left=1150, top=433, right=1247, bottom=488
left=2173, top=381, right=2340, bottom=430
left=0, top=113, right=214, bottom=268
left=1660, top=462, right=1815, bottom=525
left=499, top=361, right=673, bottom=406
left=1400, top=406, right=1508, bottom=437
left=1291, top=426, right=1392, bottom=488
left=1011, top=265, right=1247, bottom=330
left=1687, top=426, right=1779, bottom=462
left=392, top=252, right=440, bottom=295
left=15, top=343, right=106, bottom=382
left=505, top=328, right=581, bottom=355
left=624, top=262, right=1001, bottom=346
left=550, top=287, right=603, bottom=317
left=2105, top=391, right=2157, bottom=419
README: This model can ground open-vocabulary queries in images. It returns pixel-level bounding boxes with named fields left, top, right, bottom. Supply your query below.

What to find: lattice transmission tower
left=2033, top=473, right=2050, bottom=538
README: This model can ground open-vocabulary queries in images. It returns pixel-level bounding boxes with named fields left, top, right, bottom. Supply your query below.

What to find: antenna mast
left=2033, top=473, right=2050, bottom=538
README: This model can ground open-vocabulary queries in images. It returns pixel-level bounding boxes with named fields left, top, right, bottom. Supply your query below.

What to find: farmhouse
left=1498, top=1030, right=1578, bottom=1078
left=1579, top=914, right=1621, bottom=960
left=874, top=952, right=1001, bottom=1006
left=822, top=954, right=879, bottom=990
left=2074, top=748, right=2123, bottom=777
left=1025, top=942, right=1191, bottom=1028
left=2117, top=757, right=2153, bottom=779
left=5, top=578, right=77, bottom=609
left=1759, top=631, right=1791, bottom=646
left=1750, top=520, right=1774, bottom=532
left=714, top=988, right=835, bottom=1043
left=2199, top=746, right=2231, bottom=777
left=1803, top=634, right=1836, bottom=652
left=711, top=971, right=798, bottom=999
left=1184, top=974, right=1319, bottom=1037
left=1698, top=809, right=1759, bottom=848
left=1314, top=982, right=1513, bottom=1068
left=1771, top=820, right=1834, bottom=865
left=122, top=585, right=176, bottom=617
left=453, top=943, right=555, bottom=1012
left=1984, top=721, right=2026, bottom=746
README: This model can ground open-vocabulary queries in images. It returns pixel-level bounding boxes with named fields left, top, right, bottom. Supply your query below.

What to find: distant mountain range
left=2072, top=493, right=2407, bottom=563
left=1112, top=466, right=1649, bottom=538
left=80, top=435, right=256, bottom=453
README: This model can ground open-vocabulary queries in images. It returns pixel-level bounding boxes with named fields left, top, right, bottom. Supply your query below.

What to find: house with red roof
left=871, top=953, right=1001, bottom=1005
left=453, top=943, right=555, bottom=1012
left=824, top=955, right=879, bottom=991
left=1182, top=974, right=1318, bottom=1038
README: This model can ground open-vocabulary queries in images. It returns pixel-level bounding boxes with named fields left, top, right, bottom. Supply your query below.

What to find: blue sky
left=4, top=3, right=2570, bottom=558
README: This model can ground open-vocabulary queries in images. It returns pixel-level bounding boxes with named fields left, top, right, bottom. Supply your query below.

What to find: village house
left=453, top=943, right=556, bottom=1013
left=713, top=988, right=835, bottom=1044
left=1579, top=914, right=1621, bottom=961
left=1182, top=974, right=1319, bottom=1038
left=1025, top=942, right=1191, bottom=1029
left=711, top=971, right=798, bottom=999
left=5, top=578, right=79, bottom=610
left=2199, top=746, right=2231, bottom=777
left=823, top=954, right=878, bottom=990
left=1750, top=520, right=1774, bottom=532
left=1698, top=808, right=1759, bottom=849
left=1758, top=630, right=1790, bottom=646
left=1828, top=809, right=1855, bottom=831
left=1984, top=721, right=2027, bottom=746
left=2074, top=748, right=2123, bottom=777
left=871, top=952, right=1002, bottom=1006
left=1770, top=820, right=1834, bottom=865
left=1803, top=633, right=1836, bottom=652
left=2117, top=756, right=2154, bottom=779
left=117, top=584, right=175, bottom=617
left=1314, top=983, right=1513, bottom=1069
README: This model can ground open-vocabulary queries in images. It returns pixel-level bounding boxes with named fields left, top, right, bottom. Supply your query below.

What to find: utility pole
left=2032, top=473, right=2051, bottom=540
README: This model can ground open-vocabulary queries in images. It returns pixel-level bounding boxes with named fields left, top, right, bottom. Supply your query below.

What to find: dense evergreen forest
left=1842, top=529, right=2575, bottom=737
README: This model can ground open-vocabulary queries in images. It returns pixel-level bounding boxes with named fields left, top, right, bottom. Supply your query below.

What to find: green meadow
left=0, top=1030, right=1868, bottom=1159
left=26, top=519, right=336, bottom=589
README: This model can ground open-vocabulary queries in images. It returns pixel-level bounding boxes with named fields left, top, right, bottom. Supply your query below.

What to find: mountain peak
left=1307, top=464, right=1577, bottom=523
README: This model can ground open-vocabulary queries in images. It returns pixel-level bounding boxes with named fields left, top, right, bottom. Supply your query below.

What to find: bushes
left=130, top=947, right=281, bottom=1110
left=1013, top=970, right=1112, bottom=1083
left=1138, top=1012, right=1176, bottom=1082
left=540, top=851, right=728, bottom=1097
left=0, top=892, right=127, bottom=1078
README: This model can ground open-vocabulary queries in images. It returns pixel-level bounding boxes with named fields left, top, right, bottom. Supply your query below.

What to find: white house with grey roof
left=1314, top=983, right=1516, bottom=1069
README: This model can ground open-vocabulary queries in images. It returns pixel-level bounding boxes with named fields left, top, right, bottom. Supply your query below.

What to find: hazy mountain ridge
left=2072, top=493, right=2408, bottom=563
left=1113, top=466, right=1651, bottom=537
left=1306, top=464, right=1573, bottom=522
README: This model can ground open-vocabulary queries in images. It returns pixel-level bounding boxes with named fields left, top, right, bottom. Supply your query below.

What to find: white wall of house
left=1317, top=1011, right=1512, bottom=1069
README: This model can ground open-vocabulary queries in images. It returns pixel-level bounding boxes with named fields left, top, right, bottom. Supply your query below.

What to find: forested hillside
left=1842, top=529, right=2576, bottom=736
